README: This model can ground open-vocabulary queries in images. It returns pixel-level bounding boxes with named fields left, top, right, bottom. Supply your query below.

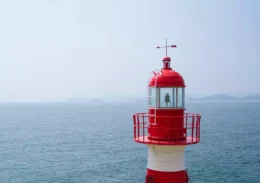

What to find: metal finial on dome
left=156, top=38, right=177, bottom=56
left=157, top=39, right=177, bottom=69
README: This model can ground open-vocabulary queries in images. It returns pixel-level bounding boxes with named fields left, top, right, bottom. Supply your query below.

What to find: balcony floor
left=134, top=136, right=199, bottom=145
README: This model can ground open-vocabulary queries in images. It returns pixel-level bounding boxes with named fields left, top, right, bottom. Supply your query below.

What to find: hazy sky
left=0, top=0, right=259, bottom=102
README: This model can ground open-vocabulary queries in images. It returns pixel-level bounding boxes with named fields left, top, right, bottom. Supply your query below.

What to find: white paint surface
left=147, top=145, right=186, bottom=172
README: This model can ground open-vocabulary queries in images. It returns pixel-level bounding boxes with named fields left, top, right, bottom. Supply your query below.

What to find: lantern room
left=148, top=87, right=185, bottom=109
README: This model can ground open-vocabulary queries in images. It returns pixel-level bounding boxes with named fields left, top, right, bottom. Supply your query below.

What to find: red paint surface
left=164, top=61, right=170, bottom=69
left=148, top=68, right=185, bottom=87
left=148, top=109, right=186, bottom=140
left=163, top=56, right=171, bottom=62
left=146, top=169, right=189, bottom=183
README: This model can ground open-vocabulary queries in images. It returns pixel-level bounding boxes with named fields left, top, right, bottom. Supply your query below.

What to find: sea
left=0, top=101, right=259, bottom=183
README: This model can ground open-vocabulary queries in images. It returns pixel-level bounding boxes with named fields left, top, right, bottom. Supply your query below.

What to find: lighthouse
left=133, top=40, right=201, bottom=183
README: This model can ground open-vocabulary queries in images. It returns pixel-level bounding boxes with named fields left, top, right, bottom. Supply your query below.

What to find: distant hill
left=191, top=94, right=260, bottom=101
left=241, top=95, right=260, bottom=100
left=185, top=95, right=193, bottom=101
left=66, top=97, right=103, bottom=103
left=191, top=94, right=237, bottom=101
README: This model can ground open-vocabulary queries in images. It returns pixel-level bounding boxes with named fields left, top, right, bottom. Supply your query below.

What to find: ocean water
left=0, top=101, right=259, bottom=183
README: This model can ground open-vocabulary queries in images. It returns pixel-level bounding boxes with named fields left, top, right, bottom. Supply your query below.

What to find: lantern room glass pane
left=177, top=88, right=183, bottom=108
left=173, top=88, right=176, bottom=107
left=160, top=88, right=173, bottom=108
left=182, top=88, right=185, bottom=108
left=148, top=87, right=156, bottom=107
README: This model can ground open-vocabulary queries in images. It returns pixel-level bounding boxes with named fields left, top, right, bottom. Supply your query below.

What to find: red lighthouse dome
left=148, top=56, right=185, bottom=87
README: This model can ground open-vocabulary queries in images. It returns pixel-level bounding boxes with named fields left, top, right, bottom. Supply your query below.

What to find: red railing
left=133, top=112, right=201, bottom=145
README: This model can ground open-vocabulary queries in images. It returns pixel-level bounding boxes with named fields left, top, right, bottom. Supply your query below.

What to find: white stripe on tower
left=147, top=145, right=186, bottom=172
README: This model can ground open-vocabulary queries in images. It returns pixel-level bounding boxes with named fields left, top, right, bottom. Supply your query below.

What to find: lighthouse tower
left=133, top=40, right=201, bottom=183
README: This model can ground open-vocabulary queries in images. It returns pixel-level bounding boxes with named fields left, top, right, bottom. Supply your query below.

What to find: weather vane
left=157, top=38, right=177, bottom=56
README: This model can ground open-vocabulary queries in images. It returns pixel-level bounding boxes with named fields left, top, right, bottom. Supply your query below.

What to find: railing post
left=185, top=113, right=188, bottom=131
left=196, top=115, right=198, bottom=140
left=137, top=114, right=140, bottom=139
left=143, top=113, right=145, bottom=142
left=133, top=115, right=136, bottom=139
left=191, top=115, right=194, bottom=143
left=198, top=115, right=201, bottom=141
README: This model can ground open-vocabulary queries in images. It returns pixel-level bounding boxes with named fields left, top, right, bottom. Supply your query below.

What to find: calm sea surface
left=0, top=101, right=259, bottom=183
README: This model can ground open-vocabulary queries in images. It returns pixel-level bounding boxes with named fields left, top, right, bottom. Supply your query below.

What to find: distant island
left=190, top=94, right=260, bottom=101
left=66, top=97, right=103, bottom=103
